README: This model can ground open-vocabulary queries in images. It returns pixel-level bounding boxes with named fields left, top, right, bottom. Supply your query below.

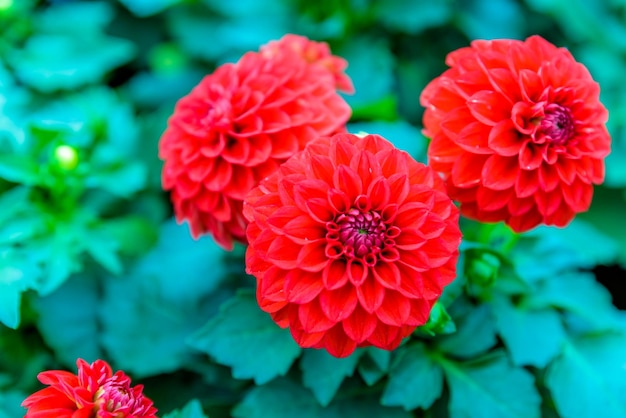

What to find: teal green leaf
left=525, top=272, right=621, bottom=332
left=34, top=1, right=114, bottom=33
left=357, top=347, right=391, bottom=386
left=101, top=220, right=230, bottom=378
left=545, top=332, right=626, bottom=418
left=162, top=399, right=208, bottom=418
left=84, top=224, right=122, bottom=275
left=0, top=390, right=28, bottom=418
left=381, top=343, right=444, bottom=410
left=442, top=350, right=541, bottom=418
left=0, top=154, right=39, bottom=185
left=300, top=348, right=362, bottom=406
left=232, top=378, right=324, bottom=418
left=491, top=297, right=565, bottom=368
left=99, top=216, right=159, bottom=257
left=85, top=162, right=147, bottom=198
left=373, top=0, right=452, bottom=34
left=347, top=120, right=427, bottom=163
left=34, top=274, right=102, bottom=367
left=435, top=299, right=497, bottom=358
left=189, top=289, right=301, bottom=384
left=118, top=0, right=182, bottom=17
left=0, top=268, right=24, bottom=329
left=338, top=37, right=396, bottom=120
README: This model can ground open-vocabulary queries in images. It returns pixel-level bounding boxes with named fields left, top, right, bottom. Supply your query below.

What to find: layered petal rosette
left=22, top=359, right=157, bottom=418
left=420, top=35, right=611, bottom=232
left=244, top=133, right=462, bottom=357
left=159, top=35, right=352, bottom=249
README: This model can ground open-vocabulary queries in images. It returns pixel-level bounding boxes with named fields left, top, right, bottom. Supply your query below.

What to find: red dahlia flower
left=22, top=358, right=157, bottom=418
left=159, top=35, right=352, bottom=250
left=243, top=133, right=462, bottom=357
left=420, top=35, right=611, bottom=232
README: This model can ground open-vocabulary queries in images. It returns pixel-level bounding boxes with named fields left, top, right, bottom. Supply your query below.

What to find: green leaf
left=442, top=350, right=541, bottom=418
left=300, top=348, right=362, bottom=406
left=0, top=268, right=24, bottom=329
left=435, top=298, right=497, bottom=358
left=373, top=0, right=452, bottom=34
left=101, top=220, right=231, bottom=378
left=162, top=399, right=208, bottom=418
left=34, top=274, right=102, bottom=367
left=357, top=347, right=391, bottom=386
left=347, top=120, right=427, bottom=163
left=189, top=289, right=301, bottom=384
left=99, top=216, right=159, bottom=257
left=381, top=343, right=444, bottom=410
left=545, top=332, right=626, bottom=418
left=85, top=162, right=147, bottom=198
left=524, top=272, right=622, bottom=332
left=118, top=0, right=182, bottom=17
left=84, top=224, right=122, bottom=275
left=491, top=297, right=565, bottom=368
left=0, top=154, right=39, bottom=185
left=0, top=390, right=28, bottom=418
left=232, top=378, right=324, bottom=418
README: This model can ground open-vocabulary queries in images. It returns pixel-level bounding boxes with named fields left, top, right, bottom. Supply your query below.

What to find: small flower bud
left=53, top=145, right=79, bottom=171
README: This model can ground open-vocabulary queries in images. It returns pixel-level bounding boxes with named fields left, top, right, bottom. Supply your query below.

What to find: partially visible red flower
left=159, top=35, right=352, bottom=250
left=22, top=359, right=157, bottom=418
left=244, top=133, right=462, bottom=357
left=260, top=34, right=355, bottom=94
left=420, top=35, right=611, bottom=232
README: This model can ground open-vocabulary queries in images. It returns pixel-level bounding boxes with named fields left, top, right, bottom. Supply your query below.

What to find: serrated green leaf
left=300, top=349, right=362, bottom=406
left=442, top=350, right=541, bottom=418
left=491, top=297, right=565, bottom=368
left=381, top=343, right=443, bottom=410
left=189, top=289, right=301, bottom=384
left=34, top=274, right=102, bottom=367
left=435, top=298, right=497, bottom=358
left=101, top=219, right=230, bottom=378
left=162, top=399, right=208, bottom=418
left=545, top=332, right=626, bottom=418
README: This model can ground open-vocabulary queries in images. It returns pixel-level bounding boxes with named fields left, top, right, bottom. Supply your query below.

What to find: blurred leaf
left=524, top=272, right=622, bottom=333
left=455, top=0, right=524, bottom=39
left=0, top=390, right=28, bottom=418
left=347, top=120, right=427, bottom=163
left=0, top=269, right=23, bottom=329
left=35, top=1, right=114, bottom=33
left=435, top=298, right=497, bottom=358
left=357, top=347, right=390, bottom=386
left=189, top=289, right=301, bottom=385
left=34, top=273, right=102, bottom=367
left=443, top=350, right=541, bottom=418
left=232, top=377, right=324, bottom=418
left=168, top=7, right=291, bottom=63
left=84, top=223, right=122, bottom=275
left=0, top=154, right=39, bottom=185
left=202, top=0, right=291, bottom=18
left=99, top=215, right=158, bottom=257
left=545, top=332, right=626, bottom=418
left=381, top=342, right=444, bottom=410
left=118, top=0, right=182, bottom=17
left=300, top=349, right=362, bottom=406
left=491, top=297, right=565, bottom=368
left=374, top=0, right=452, bottom=34
left=162, top=399, right=208, bottom=418
left=101, top=219, right=230, bottom=378
left=338, top=37, right=396, bottom=120
left=85, top=162, right=147, bottom=198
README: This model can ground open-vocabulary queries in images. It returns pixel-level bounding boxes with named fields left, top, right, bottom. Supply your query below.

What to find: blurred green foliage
left=1, top=0, right=625, bottom=417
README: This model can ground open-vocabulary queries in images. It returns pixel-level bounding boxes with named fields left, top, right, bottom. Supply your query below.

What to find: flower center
left=336, top=208, right=386, bottom=258
left=94, top=376, right=144, bottom=417
left=540, top=104, right=574, bottom=144
left=325, top=195, right=401, bottom=266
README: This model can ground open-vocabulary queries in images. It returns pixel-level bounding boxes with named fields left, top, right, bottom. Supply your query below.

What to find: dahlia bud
left=415, top=301, right=456, bottom=337
left=466, top=251, right=501, bottom=287
left=53, top=144, right=79, bottom=171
